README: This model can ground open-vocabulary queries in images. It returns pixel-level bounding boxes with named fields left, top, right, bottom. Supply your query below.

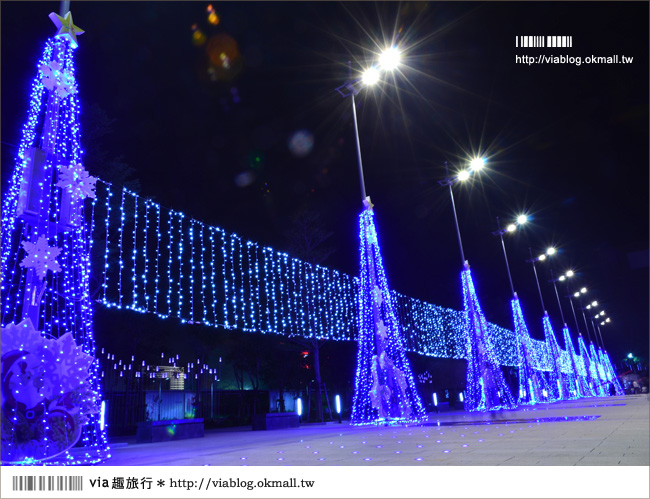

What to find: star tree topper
left=49, top=11, right=84, bottom=49
left=20, top=235, right=63, bottom=280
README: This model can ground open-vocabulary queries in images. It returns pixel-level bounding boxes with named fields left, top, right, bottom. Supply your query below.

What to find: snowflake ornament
left=19, top=235, right=62, bottom=280
left=56, top=163, right=97, bottom=200
left=39, top=61, right=77, bottom=99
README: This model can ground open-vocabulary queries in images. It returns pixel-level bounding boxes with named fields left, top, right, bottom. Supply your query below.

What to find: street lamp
left=335, top=47, right=402, bottom=202
left=525, top=247, right=557, bottom=314
left=438, top=157, right=488, bottom=266
left=548, top=269, right=575, bottom=327
left=492, top=214, right=528, bottom=296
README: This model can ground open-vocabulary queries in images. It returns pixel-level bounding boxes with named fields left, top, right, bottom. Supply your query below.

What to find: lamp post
left=525, top=247, right=556, bottom=314
left=340, top=47, right=427, bottom=424
left=492, top=214, right=528, bottom=296
left=548, top=269, right=573, bottom=326
left=438, top=157, right=486, bottom=266
left=439, top=158, right=517, bottom=412
left=336, top=48, right=401, bottom=203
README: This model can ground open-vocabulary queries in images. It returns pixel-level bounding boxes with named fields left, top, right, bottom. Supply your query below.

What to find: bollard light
left=297, top=397, right=303, bottom=418
left=335, top=394, right=342, bottom=423
left=100, top=400, right=106, bottom=431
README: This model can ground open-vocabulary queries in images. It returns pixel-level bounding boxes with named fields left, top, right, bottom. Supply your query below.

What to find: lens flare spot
left=234, top=171, right=255, bottom=188
left=288, top=130, right=314, bottom=158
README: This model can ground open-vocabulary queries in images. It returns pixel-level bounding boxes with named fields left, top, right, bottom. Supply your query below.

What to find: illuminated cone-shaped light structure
left=590, top=343, right=609, bottom=394
left=578, top=336, right=605, bottom=396
left=601, top=350, right=624, bottom=396
left=351, top=201, right=426, bottom=425
left=0, top=13, right=108, bottom=464
left=462, top=263, right=516, bottom=412
left=562, top=326, right=592, bottom=398
left=511, top=295, right=549, bottom=404
left=541, top=313, right=569, bottom=401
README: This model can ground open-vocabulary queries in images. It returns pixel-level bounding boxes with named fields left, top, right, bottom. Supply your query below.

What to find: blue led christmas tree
left=578, top=336, right=605, bottom=397
left=462, top=263, right=516, bottom=412
left=562, top=326, right=592, bottom=398
left=590, top=343, right=609, bottom=394
left=541, top=313, right=573, bottom=400
left=601, top=350, right=624, bottom=396
left=351, top=200, right=426, bottom=425
left=511, top=295, right=549, bottom=405
left=0, top=12, right=108, bottom=464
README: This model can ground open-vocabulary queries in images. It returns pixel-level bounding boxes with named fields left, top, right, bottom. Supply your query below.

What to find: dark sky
left=2, top=1, right=648, bottom=363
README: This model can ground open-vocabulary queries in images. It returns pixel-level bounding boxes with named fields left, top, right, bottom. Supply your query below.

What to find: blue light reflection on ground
left=420, top=415, right=601, bottom=428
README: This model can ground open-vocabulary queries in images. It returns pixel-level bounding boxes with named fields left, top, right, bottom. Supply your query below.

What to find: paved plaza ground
left=101, top=394, right=649, bottom=466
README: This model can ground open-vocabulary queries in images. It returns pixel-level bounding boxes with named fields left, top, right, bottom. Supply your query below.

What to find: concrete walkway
left=100, top=395, right=649, bottom=466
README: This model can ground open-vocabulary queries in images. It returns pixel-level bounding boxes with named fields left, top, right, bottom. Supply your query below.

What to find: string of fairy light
left=91, top=182, right=572, bottom=370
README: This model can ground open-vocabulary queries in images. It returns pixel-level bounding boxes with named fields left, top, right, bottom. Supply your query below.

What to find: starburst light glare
left=516, top=214, right=528, bottom=225
left=469, top=157, right=486, bottom=171
left=457, top=170, right=471, bottom=181
left=362, top=67, right=380, bottom=86
left=506, top=224, right=517, bottom=232
left=546, top=247, right=556, bottom=255
left=378, top=47, right=401, bottom=70
left=566, top=270, right=574, bottom=277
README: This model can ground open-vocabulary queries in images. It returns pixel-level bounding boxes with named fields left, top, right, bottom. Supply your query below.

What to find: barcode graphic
left=12, top=476, right=83, bottom=491
left=516, top=36, right=573, bottom=48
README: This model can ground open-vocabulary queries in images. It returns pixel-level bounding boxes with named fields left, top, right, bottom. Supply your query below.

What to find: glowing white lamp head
left=362, top=67, right=380, bottom=86
left=606, top=317, right=610, bottom=323
left=457, top=170, right=471, bottom=181
left=506, top=224, right=517, bottom=232
left=566, top=270, right=574, bottom=277
left=546, top=247, right=556, bottom=256
left=559, top=275, right=566, bottom=281
left=470, top=157, right=486, bottom=171
left=580, top=287, right=587, bottom=294
left=574, top=292, right=580, bottom=297
left=379, top=47, right=401, bottom=70
left=592, top=301, right=598, bottom=307
left=517, top=214, right=528, bottom=225
left=538, top=254, right=546, bottom=261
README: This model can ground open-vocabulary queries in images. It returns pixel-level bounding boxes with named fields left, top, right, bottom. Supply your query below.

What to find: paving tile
left=102, top=395, right=650, bottom=466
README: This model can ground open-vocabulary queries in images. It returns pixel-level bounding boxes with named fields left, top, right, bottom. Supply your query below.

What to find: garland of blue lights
left=462, top=264, right=517, bottom=412
left=350, top=206, right=425, bottom=425
left=511, top=295, right=550, bottom=405
left=0, top=28, right=108, bottom=465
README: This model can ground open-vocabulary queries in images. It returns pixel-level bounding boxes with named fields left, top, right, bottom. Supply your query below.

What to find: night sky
left=2, top=1, right=648, bottom=363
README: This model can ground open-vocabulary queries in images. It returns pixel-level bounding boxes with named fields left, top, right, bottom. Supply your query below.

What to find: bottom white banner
left=1, top=466, right=649, bottom=499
